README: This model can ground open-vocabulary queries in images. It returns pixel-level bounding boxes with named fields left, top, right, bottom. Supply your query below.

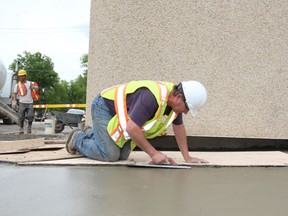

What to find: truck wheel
left=3, top=118, right=13, bottom=125
left=55, top=120, right=65, bottom=133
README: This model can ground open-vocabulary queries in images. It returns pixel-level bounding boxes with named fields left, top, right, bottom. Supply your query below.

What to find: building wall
left=87, top=0, right=288, bottom=139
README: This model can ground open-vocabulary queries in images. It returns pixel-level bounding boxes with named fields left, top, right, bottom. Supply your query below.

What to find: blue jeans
left=75, top=95, right=131, bottom=161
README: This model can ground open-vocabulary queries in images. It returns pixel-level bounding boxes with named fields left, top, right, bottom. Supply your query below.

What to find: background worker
left=66, top=80, right=208, bottom=164
left=12, top=69, right=39, bottom=134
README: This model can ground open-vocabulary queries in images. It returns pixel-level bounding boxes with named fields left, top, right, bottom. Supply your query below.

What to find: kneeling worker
left=66, top=80, right=208, bottom=165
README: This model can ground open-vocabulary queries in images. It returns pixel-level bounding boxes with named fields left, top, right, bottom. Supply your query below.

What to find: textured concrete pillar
left=87, top=0, right=288, bottom=139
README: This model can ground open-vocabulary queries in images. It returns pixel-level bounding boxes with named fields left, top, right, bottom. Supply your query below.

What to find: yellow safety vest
left=101, top=80, right=177, bottom=149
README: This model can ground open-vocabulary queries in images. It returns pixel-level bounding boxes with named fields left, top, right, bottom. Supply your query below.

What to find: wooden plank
left=0, top=148, right=82, bottom=163
left=0, top=138, right=45, bottom=153
left=18, top=151, right=288, bottom=167
left=37, top=144, right=64, bottom=150
left=44, top=140, right=66, bottom=144
left=0, top=149, right=31, bottom=154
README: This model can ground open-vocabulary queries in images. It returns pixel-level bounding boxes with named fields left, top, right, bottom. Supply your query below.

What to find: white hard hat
left=181, top=80, right=207, bottom=117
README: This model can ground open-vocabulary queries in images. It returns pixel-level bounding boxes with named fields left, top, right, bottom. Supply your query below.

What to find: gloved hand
left=12, top=100, right=17, bottom=110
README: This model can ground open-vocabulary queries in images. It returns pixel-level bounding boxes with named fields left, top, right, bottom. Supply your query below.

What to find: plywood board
left=37, top=144, right=64, bottom=150
left=0, top=149, right=31, bottom=154
left=44, top=140, right=66, bottom=144
left=0, top=138, right=45, bottom=154
left=0, top=148, right=82, bottom=163
left=18, top=151, right=288, bottom=167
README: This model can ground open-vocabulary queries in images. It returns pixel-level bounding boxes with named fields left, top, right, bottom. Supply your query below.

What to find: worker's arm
left=12, top=84, right=17, bottom=101
left=126, top=119, right=177, bottom=165
left=172, top=123, right=208, bottom=163
left=11, top=92, right=17, bottom=109
left=12, top=92, right=17, bottom=101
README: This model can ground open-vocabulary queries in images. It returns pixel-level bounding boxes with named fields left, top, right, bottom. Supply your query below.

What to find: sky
left=0, top=0, right=91, bottom=82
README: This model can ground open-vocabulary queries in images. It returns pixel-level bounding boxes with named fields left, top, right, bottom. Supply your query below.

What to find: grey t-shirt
left=103, top=87, right=183, bottom=127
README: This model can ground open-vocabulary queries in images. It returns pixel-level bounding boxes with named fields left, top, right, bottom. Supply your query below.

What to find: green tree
left=65, top=53, right=88, bottom=104
left=80, top=53, right=88, bottom=78
left=68, top=74, right=86, bottom=104
left=45, top=80, right=70, bottom=104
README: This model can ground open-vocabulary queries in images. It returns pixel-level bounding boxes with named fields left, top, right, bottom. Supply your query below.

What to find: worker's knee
left=107, top=154, right=121, bottom=162
left=27, top=116, right=34, bottom=122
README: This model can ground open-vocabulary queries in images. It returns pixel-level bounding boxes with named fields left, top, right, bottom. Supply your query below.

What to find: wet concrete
left=0, top=164, right=288, bottom=216
left=1, top=121, right=288, bottom=215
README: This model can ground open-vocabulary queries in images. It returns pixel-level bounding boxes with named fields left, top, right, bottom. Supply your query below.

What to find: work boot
left=66, top=129, right=82, bottom=155
left=27, top=125, right=32, bottom=134
left=20, top=127, right=24, bottom=134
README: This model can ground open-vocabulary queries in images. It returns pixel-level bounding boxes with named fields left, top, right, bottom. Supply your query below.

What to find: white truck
left=0, top=59, right=19, bottom=124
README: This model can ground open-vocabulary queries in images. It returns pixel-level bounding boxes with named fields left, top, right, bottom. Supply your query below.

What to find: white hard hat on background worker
left=179, top=80, right=207, bottom=117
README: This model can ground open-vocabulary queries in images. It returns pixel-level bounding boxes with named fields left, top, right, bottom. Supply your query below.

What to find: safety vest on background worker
left=30, top=81, right=40, bottom=101
left=101, top=80, right=177, bottom=150
left=17, top=81, right=40, bottom=101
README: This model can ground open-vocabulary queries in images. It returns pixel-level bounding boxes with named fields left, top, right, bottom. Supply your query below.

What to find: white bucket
left=44, top=119, right=55, bottom=134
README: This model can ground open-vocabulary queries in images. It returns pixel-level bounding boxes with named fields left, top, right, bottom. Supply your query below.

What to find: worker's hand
left=11, top=100, right=17, bottom=110
left=185, top=156, right=208, bottom=164
left=149, top=151, right=178, bottom=165
left=30, top=85, right=38, bottom=90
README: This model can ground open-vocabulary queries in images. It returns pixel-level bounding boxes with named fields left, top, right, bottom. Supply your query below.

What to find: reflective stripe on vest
left=165, top=112, right=177, bottom=129
left=17, top=81, right=27, bottom=96
left=110, top=81, right=168, bottom=142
